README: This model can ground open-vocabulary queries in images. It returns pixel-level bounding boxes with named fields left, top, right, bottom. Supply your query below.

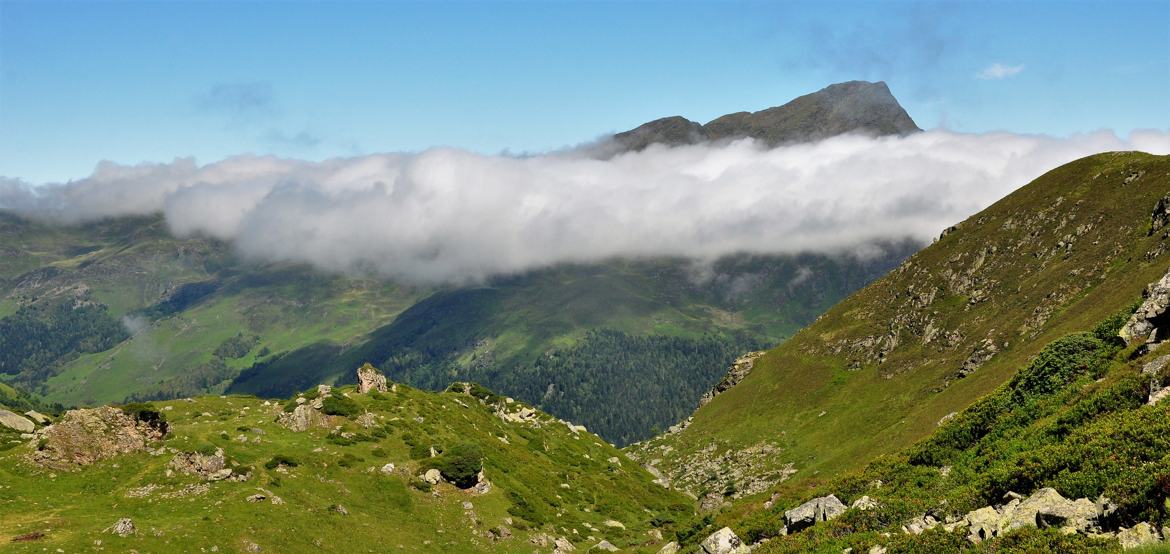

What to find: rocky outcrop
left=1120, top=267, right=1170, bottom=344
left=960, top=488, right=1117, bottom=544
left=23, top=410, right=50, bottom=425
left=699, top=527, right=750, bottom=554
left=106, top=518, right=136, bottom=537
left=169, top=448, right=235, bottom=481
left=356, top=363, right=389, bottom=394
left=277, top=403, right=329, bottom=432
left=0, top=409, right=35, bottom=433
left=1142, top=355, right=1170, bottom=405
left=784, top=494, right=847, bottom=533
left=698, top=351, right=764, bottom=408
left=958, top=338, right=998, bottom=378
left=31, top=406, right=165, bottom=470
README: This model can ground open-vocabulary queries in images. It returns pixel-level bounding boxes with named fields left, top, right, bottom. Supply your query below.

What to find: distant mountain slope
left=612, top=81, right=920, bottom=151
left=631, top=152, right=1170, bottom=502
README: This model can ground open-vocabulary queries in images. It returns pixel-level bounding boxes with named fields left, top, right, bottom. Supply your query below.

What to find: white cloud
left=2, top=129, right=1167, bottom=284
left=977, top=63, right=1026, bottom=80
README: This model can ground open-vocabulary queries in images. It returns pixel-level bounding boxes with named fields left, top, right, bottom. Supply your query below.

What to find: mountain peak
left=613, top=80, right=920, bottom=152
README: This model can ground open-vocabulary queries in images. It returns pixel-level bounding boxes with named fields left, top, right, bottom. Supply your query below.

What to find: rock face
left=698, top=527, right=750, bottom=554
left=784, top=494, right=847, bottom=533
left=0, top=409, right=35, bottom=433
left=356, top=363, right=389, bottom=394
left=31, top=406, right=165, bottom=470
left=1120, top=267, right=1170, bottom=344
left=698, top=351, right=764, bottom=408
left=612, top=81, right=920, bottom=152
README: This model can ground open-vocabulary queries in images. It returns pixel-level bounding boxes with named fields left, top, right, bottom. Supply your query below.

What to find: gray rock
left=423, top=468, right=443, bottom=485
left=0, top=409, right=35, bottom=433
left=356, top=363, right=389, bottom=394
left=108, top=518, right=136, bottom=537
left=594, top=540, right=619, bottom=551
left=784, top=494, right=847, bottom=533
left=964, top=506, right=1003, bottom=544
left=656, top=542, right=679, bottom=554
left=1117, top=522, right=1161, bottom=550
left=699, top=527, right=750, bottom=554
left=1120, top=268, right=1170, bottom=344
left=23, top=410, right=50, bottom=425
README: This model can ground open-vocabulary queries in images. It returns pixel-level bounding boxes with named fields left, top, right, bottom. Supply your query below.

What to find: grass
left=637, top=152, right=1170, bottom=505
left=0, top=383, right=692, bottom=552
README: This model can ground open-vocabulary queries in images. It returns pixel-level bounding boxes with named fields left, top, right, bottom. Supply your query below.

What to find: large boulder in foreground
left=784, top=494, right=847, bottom=533
left=356, top=363, right=389, bottom=394
left=31, top=406, right=165, bottom=470
left=0, top=409, right=35, bottom=433
left=699, top=527, right=750, bottom=554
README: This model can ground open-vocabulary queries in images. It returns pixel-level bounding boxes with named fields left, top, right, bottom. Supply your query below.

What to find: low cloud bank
left=2, top=129, right=1167, bottom=283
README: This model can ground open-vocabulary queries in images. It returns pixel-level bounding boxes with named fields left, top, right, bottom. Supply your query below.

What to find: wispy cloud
left=977, top=63, right=1025, bottom=80
left=2, top=130, right=1167, bottom=284
left=194, top=82, right=277, bottom=119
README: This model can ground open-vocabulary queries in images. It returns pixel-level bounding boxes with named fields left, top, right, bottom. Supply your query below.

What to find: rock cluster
left=169, top=448, right=242, bottom=481
left=31, top=406, right=165, bottom=470
left=0, top=409, right=35, bottom=433
left=277, top=403, right=329, bottom=432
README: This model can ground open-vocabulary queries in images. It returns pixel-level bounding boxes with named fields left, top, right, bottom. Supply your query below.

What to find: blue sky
left=1, top=0, right=1167, bottom=184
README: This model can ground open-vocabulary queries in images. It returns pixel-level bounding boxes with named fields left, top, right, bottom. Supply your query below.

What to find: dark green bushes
left=120, top=402, right=168, bottom=435
left=321, top=394, right=360, bottom=417
left=264, top=455, right=299, bottom=470
left=432, top=442, right=483, bottom=488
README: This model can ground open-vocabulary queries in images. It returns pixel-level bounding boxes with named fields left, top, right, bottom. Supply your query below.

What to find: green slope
left=632, top=152, right=1170, bottom=500
left=0, top=380, right=691, bottom=552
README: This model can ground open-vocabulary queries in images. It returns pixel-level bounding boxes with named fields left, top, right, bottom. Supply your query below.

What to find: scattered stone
left=169, top=449, right=228, bottom=480
left=332, top=504, right=349, bottom=515
left=246, top=494, right=266, bottom=503
left=379, top=463, right=396, bottom=475
left=603, top=519, right=625, bottom=530
left=594, top=540, right=619, bottom=551
left=107, top=518, right=136, bottom=537
left=553, top=536, right=576, bottom=553
left=423, top=468, right=443, bottom=485
left=698, top=527, right=750, bottom=554
left=0, top=409, right=35, bottom=433
left=356, top=363, right=389, bottom=394
left=784, top=495, right=847, bottom=533
left=902, top=515, right=939, bottom=535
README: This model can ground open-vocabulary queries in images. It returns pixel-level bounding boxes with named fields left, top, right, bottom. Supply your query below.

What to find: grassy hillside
left=631, top=152, right=1170, bottom=501
left=0, top=379, right=691, bottom=552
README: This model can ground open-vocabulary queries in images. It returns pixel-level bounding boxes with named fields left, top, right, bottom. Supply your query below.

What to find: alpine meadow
left=1, top=1, right=1169, bottom=553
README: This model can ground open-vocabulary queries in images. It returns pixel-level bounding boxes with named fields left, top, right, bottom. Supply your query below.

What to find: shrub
left=337, top=453, right=364, bottom=468
left=120, top=402, right=168, bottom=435
left=432, top=442, right=483, bottom=488
left=321, top=394, right=360, bottom=417
left=264, top=454, right=299, bottom=470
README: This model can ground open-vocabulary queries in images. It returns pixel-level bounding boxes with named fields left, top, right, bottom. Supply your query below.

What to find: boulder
left=784, top=495, right=847, bottom=533
left=902, top=515, right=939, bottom=535
left=699, top=527, right=750, bottom=554
left=31, top=406, right=165, bottom=470
left=554, top=536, right=576, bottom=553
left=1117, top=522, right=1162, bottom=550
left=0, top=409, right=35, bottom=433
left=107, top=518, right=136, bottom=537
left=1120, top=269, right=1170, bottom=344
left=423, top=468, right=443, bottom=485
left=1142, top=355, right=1170, bottom=405
left=656, top=542, right=680, bottom=554
left=277, top=404, right=329, bottom=432
left=964, top=506, right=1003, bottom=544
left=23, top=410, right=50, bottom=425
left=379, top=463, right=396, bottom=475
left=356, top=363, right=389, bottom=394
left=594, top=540, right=619, bottom=551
